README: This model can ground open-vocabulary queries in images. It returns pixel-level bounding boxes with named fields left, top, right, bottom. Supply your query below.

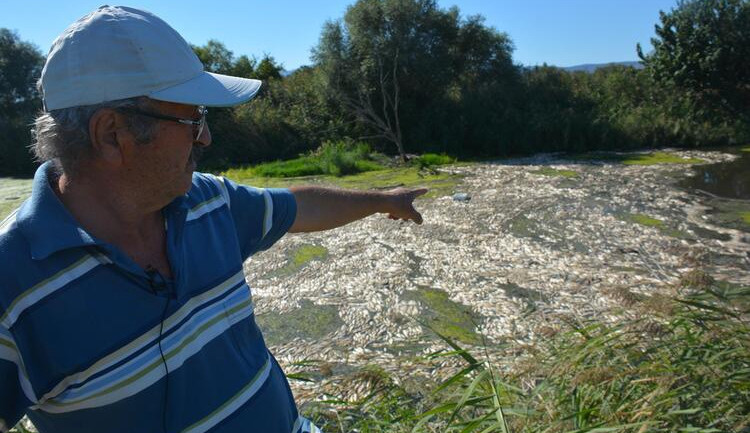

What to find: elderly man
left=0, top=6, right=425, bottom=433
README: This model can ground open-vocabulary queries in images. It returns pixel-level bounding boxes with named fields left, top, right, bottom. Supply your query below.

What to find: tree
left=230, top=55, right=256, bottom=79
left=191, top=41, right=284, bottom=81
left=192, top=39, right=235, bottom=74
left=0, top=29, right=44, bottom=176
left=637, top=0, right=750, bottom=115
left=313, top=0, right=517, bottom=161
left=254, top=55, right=283, bottom=81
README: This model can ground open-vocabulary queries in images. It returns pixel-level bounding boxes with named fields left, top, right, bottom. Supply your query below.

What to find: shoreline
left=243, top=149, right=749, bottom=401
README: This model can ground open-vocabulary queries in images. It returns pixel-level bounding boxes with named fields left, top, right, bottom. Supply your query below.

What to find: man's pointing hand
left=385, top=187, right=429, bottom=224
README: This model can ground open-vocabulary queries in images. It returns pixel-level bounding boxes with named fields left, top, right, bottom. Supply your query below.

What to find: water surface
left=680, top=149, right=750, bottom=199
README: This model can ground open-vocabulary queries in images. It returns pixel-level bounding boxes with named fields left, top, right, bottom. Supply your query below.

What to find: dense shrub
left=313, top=140, right=380, bottom=176
left=252, top=158, right=324, bottom=178
left=415, top=153, right=456, bottom=169
left=0, top=29, right=43, bottom=176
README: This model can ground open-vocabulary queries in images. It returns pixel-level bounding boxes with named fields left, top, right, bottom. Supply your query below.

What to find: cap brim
left=148, top=71, right=262, bottom=107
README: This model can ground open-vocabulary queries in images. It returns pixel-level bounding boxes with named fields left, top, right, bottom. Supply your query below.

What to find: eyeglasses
left=120, top=106, right=208, bottom=141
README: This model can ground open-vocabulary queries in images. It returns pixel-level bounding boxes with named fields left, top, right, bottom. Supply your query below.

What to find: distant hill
left=562, top=61, right=643, bottom=73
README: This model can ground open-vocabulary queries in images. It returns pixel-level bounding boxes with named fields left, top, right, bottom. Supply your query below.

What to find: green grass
left=292, top=244, right=328, bottom=266
left=627, top=213, right=664, bottom=227
left=264, top=244, right=328, bottom=278
left=403, top=287, right=481, bottom=345
left=573, top=151, right=706, bottom=165
left=223, top=165, right=463, bottom=199
left=621, top=151, right=705, bottom=165
left=416, top=153, right=457, bottom=168
left=742, top=212, right=750, bottom=225
left=255, top=299, right=343, bottom=347
left=252, top=157, right=325, bottom=177
left=622, top=213, right=691, bottom=238
left=225, top=140, right=386, bottom=179
left=331, top=167, right=461, bottom=198
left=529, top=167, right=579, bottom=178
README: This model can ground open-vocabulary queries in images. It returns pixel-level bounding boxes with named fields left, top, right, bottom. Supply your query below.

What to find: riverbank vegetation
left=1, top=0, right=748, bottom=176
left=299, top=272, right=750, bottom=432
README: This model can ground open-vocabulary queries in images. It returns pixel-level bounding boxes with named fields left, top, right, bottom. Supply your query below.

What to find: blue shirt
left=0, top=163, right=319, bottom=433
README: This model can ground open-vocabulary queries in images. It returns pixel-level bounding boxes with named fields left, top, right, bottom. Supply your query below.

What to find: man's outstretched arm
left=288, top=186, right=428, bottom=233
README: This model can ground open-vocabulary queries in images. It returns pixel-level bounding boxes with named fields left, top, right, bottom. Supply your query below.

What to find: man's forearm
left=288, top=186, right=426, bottom=233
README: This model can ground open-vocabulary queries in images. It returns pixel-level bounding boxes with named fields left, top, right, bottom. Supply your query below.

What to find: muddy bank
left=243, top=149, right=749, bottom=401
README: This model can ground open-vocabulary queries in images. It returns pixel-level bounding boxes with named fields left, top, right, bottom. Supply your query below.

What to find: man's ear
left=89, top=109, right=125, bottom=164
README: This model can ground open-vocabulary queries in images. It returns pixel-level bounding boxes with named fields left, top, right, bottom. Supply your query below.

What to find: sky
left=2, top=0, right=679, bottom=70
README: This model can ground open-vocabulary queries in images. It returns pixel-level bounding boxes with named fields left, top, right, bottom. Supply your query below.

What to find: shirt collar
left=16, top=162, right=190, bottom=260
left=17, top=162, right=100, bottom=260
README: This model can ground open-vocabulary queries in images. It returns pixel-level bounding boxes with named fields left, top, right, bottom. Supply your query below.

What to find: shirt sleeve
left=212, top=176, right=297, bottom=260
left=0, top=325, right=31, bottom=432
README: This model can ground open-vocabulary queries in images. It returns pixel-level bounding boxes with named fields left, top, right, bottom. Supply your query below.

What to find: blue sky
left=3, top=0, right=678, bottom=69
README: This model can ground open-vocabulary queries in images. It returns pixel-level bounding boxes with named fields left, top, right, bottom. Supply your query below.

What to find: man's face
left=122, top=100, right=211, bottom=203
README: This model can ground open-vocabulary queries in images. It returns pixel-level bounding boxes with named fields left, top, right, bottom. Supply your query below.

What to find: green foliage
left=255, top=55, right=283, bottom=81
left=203, top=66, right=352, bottom=170
left=0, top=29, right=43, bottom=176
left=306, top=367, right=423, bottom=433
left=519, top=63, right=749, bottom=153
left=221, top=163, right=461, bottom=199
left=191, top=41, right=284, bottom=81
left=313, top=0, right=519, bottom=158
left=313, top=140, right=373, bottom=176
left=223, top=141, right=383, bottom=179
left=192, top=39, right=235, bottom=74
left=189, top=41, right=297, bottom=171
left=621, top=151, right=705, bottom=165
left=4, top=1, right=750, bottom=176
left=415, top=153, right=456, bottom=169
left=252, top=158, right=324, bottom=178
left=574, top=151, right=707, bottom=165
left=230, top=55, right=256, bottom=78
left=638, top=0, right=750, bottom=117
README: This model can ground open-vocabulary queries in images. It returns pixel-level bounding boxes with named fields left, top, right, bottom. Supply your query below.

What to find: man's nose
left=195, top=123, right=211, bottom=147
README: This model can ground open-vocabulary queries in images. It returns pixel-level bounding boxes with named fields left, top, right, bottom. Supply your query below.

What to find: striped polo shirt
left=0, top=162, right=320, bottom=433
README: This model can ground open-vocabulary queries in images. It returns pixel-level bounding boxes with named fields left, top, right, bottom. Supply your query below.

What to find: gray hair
left=31, top=96, right=158, bottom=177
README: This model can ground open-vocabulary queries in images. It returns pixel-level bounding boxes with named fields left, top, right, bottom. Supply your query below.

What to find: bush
left=313, top=140, right=376, bottom=177
left=252, top=158, right=324, bottom=178
left=245, top=140, right=383, bottom=178
left=415, top=153, right=456, bottom=169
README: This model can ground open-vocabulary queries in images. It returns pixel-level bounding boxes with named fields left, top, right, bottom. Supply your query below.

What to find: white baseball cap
left=40, top=5, right=262, bottom=111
